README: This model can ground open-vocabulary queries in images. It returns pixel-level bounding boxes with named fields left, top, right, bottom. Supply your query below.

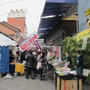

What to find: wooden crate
left=57, top=77, right=82, bottom=90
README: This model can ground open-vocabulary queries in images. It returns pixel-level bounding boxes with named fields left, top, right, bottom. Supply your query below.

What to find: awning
left=0, top=33, right=17, bottom=46
left=37, top=0, right=78, bottom=38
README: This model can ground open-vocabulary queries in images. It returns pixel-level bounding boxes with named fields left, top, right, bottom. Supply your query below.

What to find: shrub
left=62, top=37, right=90, bottom=69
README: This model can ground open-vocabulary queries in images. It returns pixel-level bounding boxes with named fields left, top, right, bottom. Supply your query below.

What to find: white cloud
left=0, top=0, right=46, bottom=36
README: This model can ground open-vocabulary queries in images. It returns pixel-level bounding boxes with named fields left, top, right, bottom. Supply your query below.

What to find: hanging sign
left=33, top=40, right=41, bottom=50
left=56, top=46, right=59, bottom=58
left=26, top=40, right=41, bottom=51
left=55, top=46, right=61, bottom=61
left=81, top=37, right=87, bottom=50
left=19, top=34, right=38, bottom=52
left=76, top=29, right=90, bottom=41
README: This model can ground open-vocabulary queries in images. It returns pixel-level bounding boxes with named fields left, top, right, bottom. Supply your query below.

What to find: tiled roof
left=2, top=21, right=21, bottom=32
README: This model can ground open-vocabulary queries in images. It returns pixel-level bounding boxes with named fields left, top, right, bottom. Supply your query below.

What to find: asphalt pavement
left=0, top=75, right=89, bottom=90
left=0, top=75, right=55, bottom=90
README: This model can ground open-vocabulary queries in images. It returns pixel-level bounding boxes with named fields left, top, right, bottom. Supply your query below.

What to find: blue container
left=0, top=46, right=9, bottom=73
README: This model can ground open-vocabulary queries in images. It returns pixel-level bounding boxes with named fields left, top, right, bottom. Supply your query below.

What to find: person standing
left=25, top=50, right=36, bottom=79
left=47, top=49, right=51, bottom=61
left=9, top=50, right=15, bottom=76
left=65, top=51, right=72, bottom=68
left=39, top=52, right=46, bottom=80
left=21, top=50, right=26, bottom=63
left=15, top=51, right=20, bottom=63
left=74, top=51, right=83, bottom=77
left=32, top=50, right=37, bottom=77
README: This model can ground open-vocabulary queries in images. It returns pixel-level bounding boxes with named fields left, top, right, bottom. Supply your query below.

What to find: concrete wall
left=44, top=20, right=77, bottom=46
left=78, top=0, right=90, bottom=32
left=45, top=27, right=62, bottom=46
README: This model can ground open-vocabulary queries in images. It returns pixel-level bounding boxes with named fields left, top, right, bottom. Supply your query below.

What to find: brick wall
left=8, top=17, right=25, bottom=34
left=0, top=23, right=18, bottom=42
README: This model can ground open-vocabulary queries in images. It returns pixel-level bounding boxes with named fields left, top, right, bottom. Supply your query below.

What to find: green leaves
left=62, top=37, right=90, bottom=69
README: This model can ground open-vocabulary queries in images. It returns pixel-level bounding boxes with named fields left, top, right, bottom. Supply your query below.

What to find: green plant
left=62, top=37, right=90, bottom=69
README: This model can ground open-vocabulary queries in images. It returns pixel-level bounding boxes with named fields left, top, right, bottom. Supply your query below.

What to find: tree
left=62, top=36, right=90, bottom=69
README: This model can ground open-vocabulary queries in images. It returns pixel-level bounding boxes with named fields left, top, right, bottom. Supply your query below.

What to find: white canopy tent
left=0, top=33, right=17, bottom=46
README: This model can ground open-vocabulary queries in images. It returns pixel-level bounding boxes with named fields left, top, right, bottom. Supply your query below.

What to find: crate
left=57, top=77, right=82, bottom=90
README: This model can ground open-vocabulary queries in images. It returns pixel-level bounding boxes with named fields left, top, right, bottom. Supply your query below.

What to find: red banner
left=19, top=34, right=38, bottom=52
left=56, top=46, right=59, bottom=58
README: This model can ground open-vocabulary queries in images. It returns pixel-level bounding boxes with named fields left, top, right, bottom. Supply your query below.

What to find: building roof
left=0, top=32, right=17, bottom=46
left=2, top=21, right=21, bottom=32
left=0, top=22, right=16, bottom=36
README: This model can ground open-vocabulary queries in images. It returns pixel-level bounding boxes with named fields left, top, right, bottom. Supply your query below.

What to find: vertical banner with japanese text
left=56, top=46, right=61, bottom=61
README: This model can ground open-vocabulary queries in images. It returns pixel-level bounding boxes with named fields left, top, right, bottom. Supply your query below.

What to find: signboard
left=26, top=40, right=41, bottom=51
left=82, top=37, right=87, bottom=50
left=56, top=46, right=59, bottom=58
left=55, top=46, right=61, bottom=61
left=76, top=29, right=90, bottom=41
left=33, top=40, right=41, bottom=50
left=19, top=34, right=38, bottom=52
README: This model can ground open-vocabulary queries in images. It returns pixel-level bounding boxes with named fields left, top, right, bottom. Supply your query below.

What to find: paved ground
left=82, top=83, right=89, bottom=90
left=0, top=75, right=55, bottom=90
left=0, top=75, right=89, bottom=90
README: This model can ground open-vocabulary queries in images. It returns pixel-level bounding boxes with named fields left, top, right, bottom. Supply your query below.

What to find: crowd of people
left=2, top=47, right=83, bottom=79
left=9, top=48, right=56, bottom=80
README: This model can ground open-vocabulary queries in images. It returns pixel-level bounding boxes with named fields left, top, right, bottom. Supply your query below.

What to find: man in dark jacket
left=25, top=50, right=36, bottom=79
left=20, top=50, right=26, bottom=63
left=75, top=51, right=83, bottom=77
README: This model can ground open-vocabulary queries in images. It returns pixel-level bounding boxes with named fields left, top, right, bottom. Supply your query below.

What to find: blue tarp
left=0, top=46, right=9, bottom=73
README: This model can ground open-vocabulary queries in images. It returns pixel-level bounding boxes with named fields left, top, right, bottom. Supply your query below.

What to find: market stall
left=55, top=72, right=82, bottom=90
left=47, top=59, right=82, bottom=90
left=0, top=33, right=16, bottom=73
left=47, top=60, right=64, bottom=80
